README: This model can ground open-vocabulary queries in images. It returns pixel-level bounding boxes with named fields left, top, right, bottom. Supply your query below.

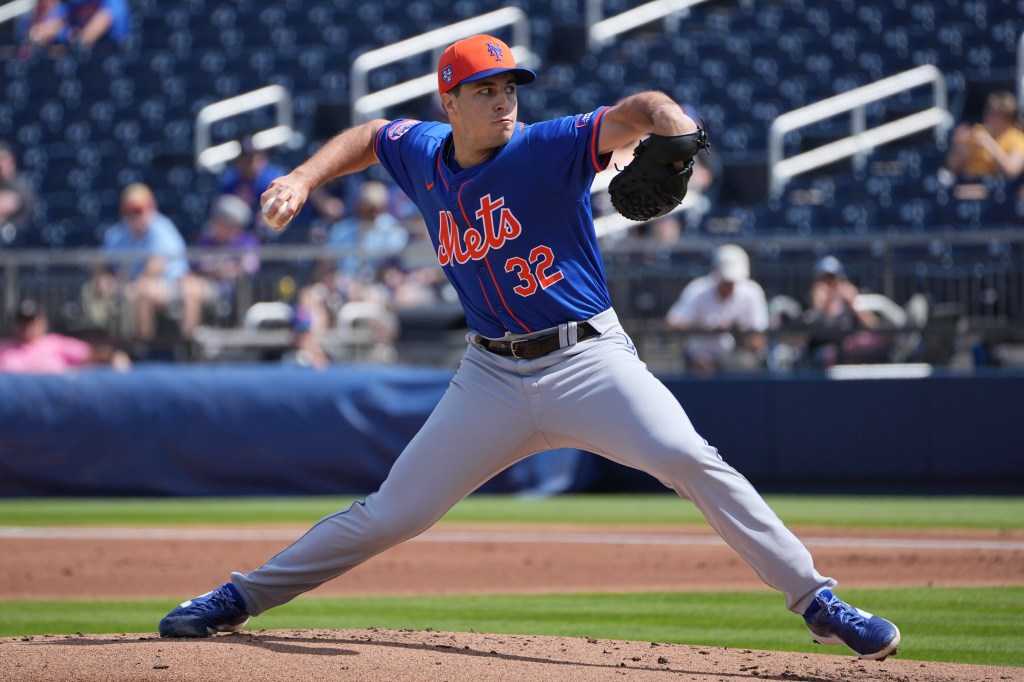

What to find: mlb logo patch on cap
left=437, top=34, right=536, bottom=94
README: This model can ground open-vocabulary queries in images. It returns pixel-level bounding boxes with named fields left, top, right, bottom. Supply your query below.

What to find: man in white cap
left=665, top=244, right=769, bottom=373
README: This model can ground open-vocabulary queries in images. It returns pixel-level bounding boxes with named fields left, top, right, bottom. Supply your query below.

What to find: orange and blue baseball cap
left=437, top=34, right=536, bottom=95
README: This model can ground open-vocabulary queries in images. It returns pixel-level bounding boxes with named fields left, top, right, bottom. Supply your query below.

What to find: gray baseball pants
left=232, top=308, right=835, bottom=616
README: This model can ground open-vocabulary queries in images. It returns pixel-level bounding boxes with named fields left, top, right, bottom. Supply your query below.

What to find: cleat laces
left=194, top=590, right=241, bottom=617
left=822, top=596, right=864, bottom=630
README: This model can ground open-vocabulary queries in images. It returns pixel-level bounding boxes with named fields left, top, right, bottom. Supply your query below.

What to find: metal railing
left=0, top=0, right=35, bottom=26
left=1018, top=31, right=1023, bottom=110
left=586, top=0, right=710, bottom=51
left=3, top=228, right=1022, bottom=320
left=194, top=85, right=297, bottom=172
left=768, top=65, right=954, bottom=197
left=3, top=235, right=1023, bottom=371
left=349, top=7, right=534, bottom=124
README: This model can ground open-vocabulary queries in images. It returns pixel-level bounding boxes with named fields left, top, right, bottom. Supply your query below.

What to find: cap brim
left=459, top=67, right=536, bottom=87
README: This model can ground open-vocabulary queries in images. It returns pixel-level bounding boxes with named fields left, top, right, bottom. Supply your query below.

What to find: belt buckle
left=508, top=339, right=528, bottom=359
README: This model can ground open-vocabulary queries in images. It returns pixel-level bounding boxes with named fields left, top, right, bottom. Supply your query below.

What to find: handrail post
left=194, top=85, right=296, bottom=172
left=588, top=0, right=709, bottom=51
left=585, top=0, right=603, bottom=24
left=1017, top=32, right=1023, bottom=112
left=0, top=0, right=36, bottom=26
left=851, top=104, right=867, bottom=174
left=768, top=65, right=953, bottom=197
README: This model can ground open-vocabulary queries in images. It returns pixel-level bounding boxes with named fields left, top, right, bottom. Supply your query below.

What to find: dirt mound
left=4, top=525, right=1022, bottom=680
left=3, top=628, right=1018, bottom=682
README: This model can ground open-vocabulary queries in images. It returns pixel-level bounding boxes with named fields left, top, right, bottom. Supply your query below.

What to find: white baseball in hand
left=262, top=196, right=292, bottom=230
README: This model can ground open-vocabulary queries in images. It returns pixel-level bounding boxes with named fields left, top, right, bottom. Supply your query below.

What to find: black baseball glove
left=608, top=128, right=710, bottom=222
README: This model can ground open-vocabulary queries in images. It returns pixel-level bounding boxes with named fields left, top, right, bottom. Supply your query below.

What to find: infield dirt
left=1, top=523, right=1022, bottom=681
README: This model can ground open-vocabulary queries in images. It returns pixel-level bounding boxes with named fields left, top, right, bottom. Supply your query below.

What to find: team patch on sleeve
left=575, top=111, right=596, bottom=129
left=387, top=119, right=422, bottom=140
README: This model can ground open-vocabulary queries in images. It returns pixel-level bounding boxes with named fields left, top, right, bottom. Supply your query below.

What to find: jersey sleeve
left=373, top=119, right=437, bottom=198
left=524, top=107, right=612, bottom=198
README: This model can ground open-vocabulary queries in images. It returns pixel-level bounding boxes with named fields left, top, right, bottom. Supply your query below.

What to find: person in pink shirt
left=0, top=300, right=131, bottom=374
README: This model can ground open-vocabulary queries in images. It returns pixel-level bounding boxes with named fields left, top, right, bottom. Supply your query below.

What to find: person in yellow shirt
left=944, top=90, right=1024, bottom=181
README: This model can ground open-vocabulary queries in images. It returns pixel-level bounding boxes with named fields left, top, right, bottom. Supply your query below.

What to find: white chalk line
left=0, top=526, right=1021, bottom=552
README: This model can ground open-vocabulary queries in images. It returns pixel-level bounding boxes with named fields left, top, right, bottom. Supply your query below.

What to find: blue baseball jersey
left=374, top=109, right=613, bottom=338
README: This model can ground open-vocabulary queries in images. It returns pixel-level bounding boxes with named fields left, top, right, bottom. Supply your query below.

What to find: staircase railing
left=194, top=85, right=295, bottom=171
left=349, top=7, right=534, bottom=124
left=586, top=0, right=710, bottom=50
left=768, top=65, right=953, bottom=197
left=0, top=0, right=35, bottom=26
left=1017, top=31, right=1023, bottom=109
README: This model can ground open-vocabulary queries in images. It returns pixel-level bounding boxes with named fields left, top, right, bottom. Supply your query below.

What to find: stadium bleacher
left=0, top=0, right=1022, bottom=366
left=0, top=0, right=1017, bottom=244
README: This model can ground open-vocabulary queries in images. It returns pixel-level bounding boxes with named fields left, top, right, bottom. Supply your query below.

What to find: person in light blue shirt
left=326, top=180, right=409, bottom=281
left=88, top=183, right=188, bottom=342
left=16, top=0, right=130, bottom=54
left=59, top=0, right=132, bottom=47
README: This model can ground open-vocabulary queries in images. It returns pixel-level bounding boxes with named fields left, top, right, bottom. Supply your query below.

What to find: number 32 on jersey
left=504, top=245, right=563, bottom=297
left=436, top=194, right=563, bottom=298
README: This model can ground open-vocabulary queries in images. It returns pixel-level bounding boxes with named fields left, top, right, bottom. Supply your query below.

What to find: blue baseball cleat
left=159, top=583, right=250, bottom=638
left=803, top=589, right=901, bottom=660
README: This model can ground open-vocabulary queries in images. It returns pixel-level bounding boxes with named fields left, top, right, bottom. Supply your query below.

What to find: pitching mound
left=2, top=628, right=1019, bottom=682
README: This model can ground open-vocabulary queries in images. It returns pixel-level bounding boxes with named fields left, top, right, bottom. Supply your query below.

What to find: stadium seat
left=243, top=302, right=293, bottom=330
left=2, top=0, right=1018, bottom=259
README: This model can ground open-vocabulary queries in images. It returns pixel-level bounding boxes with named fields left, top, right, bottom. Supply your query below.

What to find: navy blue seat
left=724, top=80, right=755, bottom=113
left=803, top=4, right=832, bottom=36
left=3, top=0, right=1021, bottom=253
left=854, top=3, right=887, bottom=35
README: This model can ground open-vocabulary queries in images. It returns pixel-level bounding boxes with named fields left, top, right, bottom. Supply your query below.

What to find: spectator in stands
left=630, top=214, right=688, bottom=266
left=0, top=140, right=36, bottom=247
left=0, top=299, right=130, bottom=373
left=377, top=257, right=442, bottom=310
left=84, top=183, right=188, bottom=342
left=217, top=135, right=289, bottom=238
left=22, top=0, right=131, bottom=51
left=179, top=194, right=260, bottom=340
left=281, top=304, right=329, bottom=370
left=305, top=176, right=349, bottom=245
left=297, top=256, right=403, bottom=364
left=14, top=0, right=64, bottom=59
left=297, top=219, right=410, bottom=364
left=665, top=244, right=769, bottom=374
left=325, top=180, right=409, bottom=281
left=802, top=255, right=890, bottom=367
left=650, top=213, right=683, bottom=247
left=944, top=90, right=1024, bottom=182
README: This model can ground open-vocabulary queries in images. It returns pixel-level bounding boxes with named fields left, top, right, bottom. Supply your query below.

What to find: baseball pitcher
left=160, top=34, right=900, bottom=661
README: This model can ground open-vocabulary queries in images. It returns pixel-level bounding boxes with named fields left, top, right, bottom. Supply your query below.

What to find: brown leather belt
left=474, top=322, right=601, bottom=360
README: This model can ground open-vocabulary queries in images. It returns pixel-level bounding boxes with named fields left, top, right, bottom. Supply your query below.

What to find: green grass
left=1, top=588, right=1022, bottom=667
left=2, top=495, right=1021, bottom=666
left=0, top=494, right=1022, bottom=530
